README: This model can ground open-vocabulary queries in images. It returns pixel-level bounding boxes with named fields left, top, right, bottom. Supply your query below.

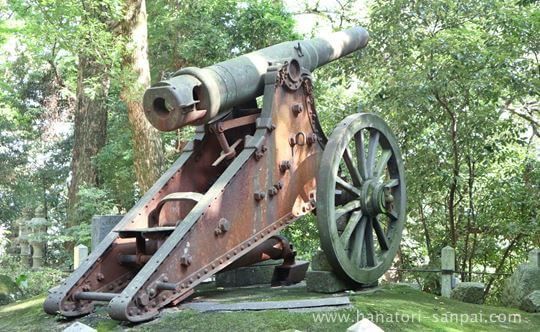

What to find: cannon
left=44, top=26, right=406, bottom=322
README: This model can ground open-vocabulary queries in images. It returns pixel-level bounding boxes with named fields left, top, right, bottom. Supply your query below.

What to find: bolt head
left=289, top=137, right=296, bottom=146
left=307, top=133, right=318, bottom=145
left=180, top=254, right=192, bottom=266
left=136, top=292, right=149, bottom=306
left=279, top=160, right=291, bottom=172
left=254, top=192, right=266, bottom=201
left=291, top=103, right=303, bottom=116
left=219, top=218, right=231, bottom=232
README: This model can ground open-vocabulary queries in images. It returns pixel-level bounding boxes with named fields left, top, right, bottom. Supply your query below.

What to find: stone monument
left=91, top=215, right=123, bottom=251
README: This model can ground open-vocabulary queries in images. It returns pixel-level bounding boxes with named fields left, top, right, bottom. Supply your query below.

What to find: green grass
left=0, top=284, right=538, bottom=332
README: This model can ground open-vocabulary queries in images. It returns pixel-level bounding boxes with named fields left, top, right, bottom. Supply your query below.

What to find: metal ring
left=295, top=132, right=306, bottom=146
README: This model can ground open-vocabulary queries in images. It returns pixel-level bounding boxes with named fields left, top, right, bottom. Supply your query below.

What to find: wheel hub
left=361, top=179, right=387, bottom=216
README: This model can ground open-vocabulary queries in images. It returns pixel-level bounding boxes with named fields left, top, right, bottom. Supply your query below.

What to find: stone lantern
left=18, top=207, right=33, bottom=268
left=6, top=215, right=21, bottom=256
left=28, top=205, right=48, bottom=268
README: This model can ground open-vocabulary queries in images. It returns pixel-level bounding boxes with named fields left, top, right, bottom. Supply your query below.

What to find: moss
left=0, top=295, right=61, bottom=332
left=0, top=285, right=539, bottom=332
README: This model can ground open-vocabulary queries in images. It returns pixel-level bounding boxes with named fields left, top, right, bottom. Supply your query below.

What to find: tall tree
left=117, top=0, right=164, bottom=192
left=66, top=56, right=110, bottom=229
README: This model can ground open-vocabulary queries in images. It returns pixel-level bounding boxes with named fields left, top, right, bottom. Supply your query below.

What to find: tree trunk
left=434, top=91, right=460, bottom=249
left=67, top=56, right=110, bottom=229
left=419, top=201, right=433, bottom=261
left=119, top=0, right=164, bottom=192
left=484, top=234, right=522, bottom=297
left=447, top=109, right=459, bottom=249
left=462, top=156, right=476, bottom=281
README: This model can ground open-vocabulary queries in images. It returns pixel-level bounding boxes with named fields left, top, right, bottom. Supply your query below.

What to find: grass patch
left=0, top=284, right=538, bottom=331
left=0, top=295, right=62, bottom=332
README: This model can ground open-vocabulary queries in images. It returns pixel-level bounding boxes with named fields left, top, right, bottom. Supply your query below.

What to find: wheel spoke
left=372, top=217, right=389, bottom=251
left=343, top=148, right=363, bottom=187
left=375, top=150, right=392, bottom=179
left=384, top=178, right=399, bottom=188
left=354, top=131, right=368, bottom=180
left=366, top=131, right=380, bottom=177
left=351, top=216, right=367, bottom=264
left=336, top=177, right=361, bottom=197
left=335, top=199, right=361, bottom=220
left=365, top=218, right=376, bottom=267
left=385, top=209, right=399, bottom=221
left=340, top=210, right=362, bottom=246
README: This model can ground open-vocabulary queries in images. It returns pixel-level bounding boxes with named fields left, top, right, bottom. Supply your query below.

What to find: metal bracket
left=148, top=192, right=204, bottom=227
left=209, top=113, right=261, bottom=166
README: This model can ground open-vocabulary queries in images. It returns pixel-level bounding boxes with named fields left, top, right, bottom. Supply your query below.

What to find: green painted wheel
left=317, top=113, right=406, bottom=285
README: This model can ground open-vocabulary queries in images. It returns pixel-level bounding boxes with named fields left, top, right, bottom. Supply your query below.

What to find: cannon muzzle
left=143, top=27, right=369, bottom=131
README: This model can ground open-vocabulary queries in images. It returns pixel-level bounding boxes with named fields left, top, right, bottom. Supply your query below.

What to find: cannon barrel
left=143, top=27, right=369, bottom=131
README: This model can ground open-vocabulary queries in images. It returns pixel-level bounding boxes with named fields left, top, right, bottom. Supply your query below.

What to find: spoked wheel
left=317, top=113, right=406, bottom=285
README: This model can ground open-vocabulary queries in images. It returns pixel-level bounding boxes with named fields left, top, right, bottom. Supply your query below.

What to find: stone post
left=29, top=205, right=48, bottom=268
left=18, top=207, right=33, bottom=268
left=91, top=215, right=123, bottom=251
left=441, top=246, right=455, bottom=298
left=529, top=249, right=539, bottom=268
left=74, top=244, right=88, bottom=270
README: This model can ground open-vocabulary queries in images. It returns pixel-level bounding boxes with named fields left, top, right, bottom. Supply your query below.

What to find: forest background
left=0, top=0, right=538, bottom=304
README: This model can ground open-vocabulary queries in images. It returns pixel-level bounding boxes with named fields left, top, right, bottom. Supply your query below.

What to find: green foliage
left=282, top=214, right=320, bottom=260
left=0, top=274, right=21, bottom=305
left=66, top=185, right=117, bottom=247
left=13, top=268, right=65, bottom=298
left=353, top=0, right=540, bottom=300
left=0, top=253, right=66, bottom=301
left=147, top=0, right=298, bottom=80
left=96, top=100, right=138, bottom=209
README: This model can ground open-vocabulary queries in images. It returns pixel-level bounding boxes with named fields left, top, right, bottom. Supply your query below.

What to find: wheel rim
left=317, top=113, right=406, bottom=284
